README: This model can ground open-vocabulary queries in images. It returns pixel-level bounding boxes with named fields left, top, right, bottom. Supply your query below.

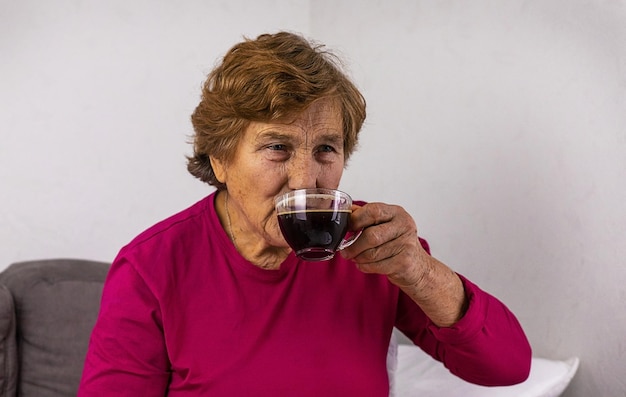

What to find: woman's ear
left=210, top=156, right=227, bottom=184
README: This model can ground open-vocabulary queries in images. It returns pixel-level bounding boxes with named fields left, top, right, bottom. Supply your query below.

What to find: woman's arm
left=342, top=202, right=532, bottom=386
left=396, top=274, right=532, bottom=386
left=78, top=258, right=170, bottom=396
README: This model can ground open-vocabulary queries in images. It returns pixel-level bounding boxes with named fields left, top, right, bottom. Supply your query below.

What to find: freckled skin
left=212, top=98, right=467, bottom=327
left=211, top=98, right=345, bottom=269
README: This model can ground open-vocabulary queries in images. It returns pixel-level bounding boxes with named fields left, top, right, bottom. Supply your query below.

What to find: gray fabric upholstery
left=0, top=285, right=17, bottom=396
left=0, top=259, right=109, bottom=397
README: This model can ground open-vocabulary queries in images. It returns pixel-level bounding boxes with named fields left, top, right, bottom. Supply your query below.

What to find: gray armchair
left=0, top=259, right=109, bottom=396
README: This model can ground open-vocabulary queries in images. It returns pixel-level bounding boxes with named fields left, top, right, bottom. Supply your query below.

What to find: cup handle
left=338, top=229, right=363, bottom=251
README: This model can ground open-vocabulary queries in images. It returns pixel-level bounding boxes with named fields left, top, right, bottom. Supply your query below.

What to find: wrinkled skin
left=212, top=97, right=467, bottom=327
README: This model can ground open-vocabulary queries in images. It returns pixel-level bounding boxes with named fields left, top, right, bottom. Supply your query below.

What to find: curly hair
left=187, top=31, right=366, bottom=190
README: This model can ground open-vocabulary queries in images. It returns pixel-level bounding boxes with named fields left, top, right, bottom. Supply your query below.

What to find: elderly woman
left=79, top=32, right=531, bottom=396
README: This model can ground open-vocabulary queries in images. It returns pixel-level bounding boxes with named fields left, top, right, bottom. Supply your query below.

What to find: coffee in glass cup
left=275, top=188, right=361, bottom=261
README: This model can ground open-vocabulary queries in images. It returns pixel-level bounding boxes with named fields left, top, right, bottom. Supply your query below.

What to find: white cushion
left=393, top=344, right=578, bottom=397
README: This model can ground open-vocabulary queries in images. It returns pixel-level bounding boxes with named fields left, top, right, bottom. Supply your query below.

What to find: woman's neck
left=216, top=191, right=290, bottom=270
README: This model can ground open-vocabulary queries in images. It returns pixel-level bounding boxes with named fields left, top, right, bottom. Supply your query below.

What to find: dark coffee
left=277, top=209, right=350, bottom=261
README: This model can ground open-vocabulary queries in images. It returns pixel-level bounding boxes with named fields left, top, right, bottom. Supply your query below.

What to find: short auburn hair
left=187, top=31, right=366, bottom=190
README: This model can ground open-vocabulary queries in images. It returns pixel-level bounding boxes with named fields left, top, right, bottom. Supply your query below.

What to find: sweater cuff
left=426, top=273, right=487, bottom=345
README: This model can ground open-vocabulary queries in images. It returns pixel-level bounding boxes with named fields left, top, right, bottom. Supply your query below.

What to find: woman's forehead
left=229, top=98, right=344, bottom=154
left=289, top=98, right=342, bottom=127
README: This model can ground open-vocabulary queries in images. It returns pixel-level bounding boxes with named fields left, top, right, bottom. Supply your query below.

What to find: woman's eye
left=318, top=145, right=336, bottom=153
left=265, top=144, right=291, bottom=161
left=268, top=144, right=287, bottom=151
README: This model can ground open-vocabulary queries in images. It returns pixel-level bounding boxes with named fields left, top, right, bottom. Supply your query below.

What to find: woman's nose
left=287, top=156, right=319, bottom=190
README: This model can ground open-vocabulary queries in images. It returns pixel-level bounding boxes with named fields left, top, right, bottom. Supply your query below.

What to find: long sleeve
left=78, top=257, right=170, bottom=396
left=396, top=274, right=532, bottom=386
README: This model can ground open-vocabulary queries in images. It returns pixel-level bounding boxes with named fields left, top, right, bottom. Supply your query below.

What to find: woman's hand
left=341, top=203, right=468, bottom=327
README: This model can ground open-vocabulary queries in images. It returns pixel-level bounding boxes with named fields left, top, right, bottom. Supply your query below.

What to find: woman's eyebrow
left=316, top=132, right=344, bottom=145
left=255, top=131, right=294, bottom=142
left=254, top=130, right=343, bottom=146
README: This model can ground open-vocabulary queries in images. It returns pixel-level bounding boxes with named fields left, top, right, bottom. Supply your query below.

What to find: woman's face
left=212, top=98, right=346, bottom=250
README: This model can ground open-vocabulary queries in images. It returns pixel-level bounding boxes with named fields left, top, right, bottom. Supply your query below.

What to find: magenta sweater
left=79, top=193, right=531, bottom=396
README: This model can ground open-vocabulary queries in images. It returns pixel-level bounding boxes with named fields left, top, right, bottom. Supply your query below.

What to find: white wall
left=2, top=1, right=626, bottom=396
left=1, top=0, right=310, bottom=263
left=313, top=2, right=626, bottom=397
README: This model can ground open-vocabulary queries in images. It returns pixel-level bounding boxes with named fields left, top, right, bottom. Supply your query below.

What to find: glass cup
left=274, top=188, right=361, bottom=261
